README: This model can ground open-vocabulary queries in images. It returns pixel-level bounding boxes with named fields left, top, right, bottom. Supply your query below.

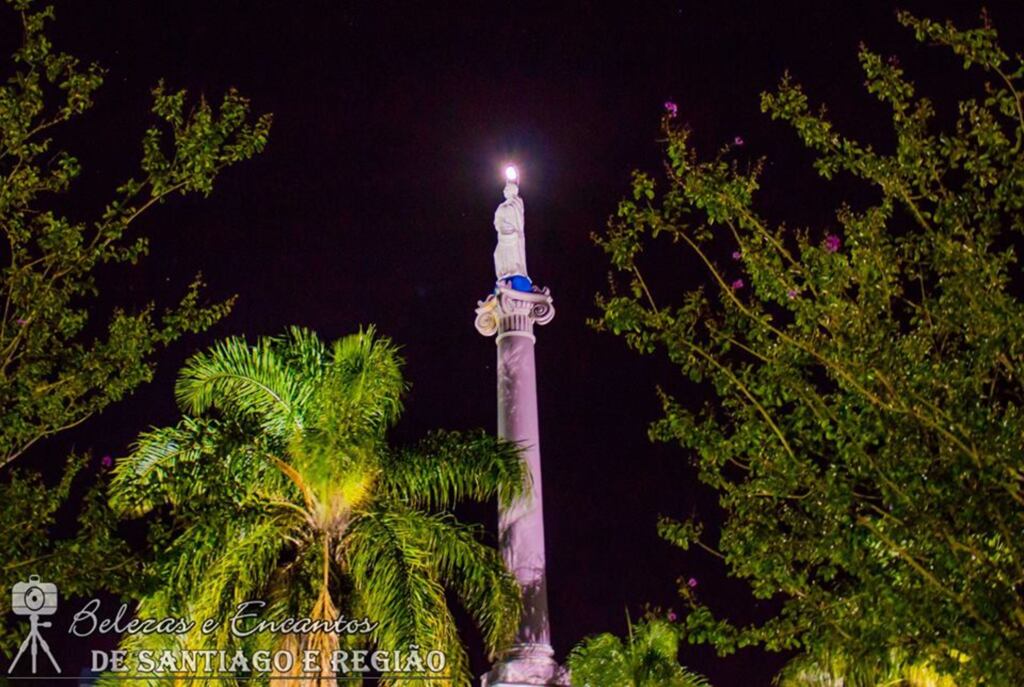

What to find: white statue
left=493, top=181, right=528, bottom=280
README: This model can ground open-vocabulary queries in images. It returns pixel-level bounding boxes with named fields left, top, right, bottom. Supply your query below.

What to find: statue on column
left=476, top=171, right=554, bottom=338
left=493, top=180, right=531, bottom=290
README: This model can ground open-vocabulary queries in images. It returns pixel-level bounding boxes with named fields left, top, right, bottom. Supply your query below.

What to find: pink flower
left=15, top=318, right=27, bottom=325
left=824, top=234, right=841, bottom=253
left=731, top=278, right=744, bottom=290
left=667, top=611, right=678, bottom=621
left=787, top=289, right=798, bottom=299
left=733, top=135, right=745, bottom=146
left=687, top=577, right=698, bottom=588
left=664, top=101, right=678, bottom=118
left=731, top=250, right=742, bottom=260
left=100, top=455, right=113, bottom=469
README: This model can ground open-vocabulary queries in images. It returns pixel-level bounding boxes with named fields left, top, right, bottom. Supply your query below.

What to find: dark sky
left=17, top=1, right=1024, bottom=684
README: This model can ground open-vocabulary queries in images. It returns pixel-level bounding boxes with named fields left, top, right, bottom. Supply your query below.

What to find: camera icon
left=8, top=576, right=60, bottom=674
left=11, top=575, right=58, bottom=616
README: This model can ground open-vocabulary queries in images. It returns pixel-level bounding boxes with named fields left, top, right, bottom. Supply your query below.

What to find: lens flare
left=504, top=165, right=519, bottom=183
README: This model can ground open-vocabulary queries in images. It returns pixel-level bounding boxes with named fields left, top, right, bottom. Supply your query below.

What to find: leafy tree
left=108, top=327, right=526, bottom=687
left=594, top=9, right=1024, bottom=686
left=0, top=0, right=270, bottom=654
left=0, top=0, right=272, bottom=466
left=567, top=617, right=710, bottom=687
left=776, top=649, right=961, bottom=687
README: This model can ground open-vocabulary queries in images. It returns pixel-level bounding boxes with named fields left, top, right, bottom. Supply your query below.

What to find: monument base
left=481, top=643, right=569, bottom=687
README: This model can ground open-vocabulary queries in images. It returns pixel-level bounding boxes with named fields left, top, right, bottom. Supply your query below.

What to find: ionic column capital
left=475, top=283, right=555, bottom=342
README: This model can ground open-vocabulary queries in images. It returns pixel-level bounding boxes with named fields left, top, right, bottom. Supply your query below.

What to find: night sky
left=17, top=1, right=1024, bottom=684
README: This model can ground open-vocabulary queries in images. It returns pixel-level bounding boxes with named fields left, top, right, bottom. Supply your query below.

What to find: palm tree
left=567, top=617, right=711, bottom=687
left=108, top=326, right=526, bottom=686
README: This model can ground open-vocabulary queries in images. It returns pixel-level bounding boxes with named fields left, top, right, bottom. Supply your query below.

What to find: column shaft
left=497, top=333, right=550, bottom=647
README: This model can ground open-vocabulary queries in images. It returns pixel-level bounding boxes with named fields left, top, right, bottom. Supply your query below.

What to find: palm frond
left=568, top=618, right=712, bottom=687
left=110, top=416, right=283, bottom=516
left=175, top=335, right=307, bottom=436
left=378, top=430, right=529, bottom=510
left=95, top=591, right=242, bottom=687
left=156, top=506, right=292, bottom=605
left=567, top=633, right=633, bottom=687
left=321, top=327, right=406, bottom=440
left=344, top=507, right=466, bottom=686
left=386, top=507, right=522, bottom=656
left=187, top=513, right=297, bottom=647
left=631, top=619, right=709, bottom=687
left=274, top=325, right=330, bottom=386
left=110, top=417, right=219, bottom=515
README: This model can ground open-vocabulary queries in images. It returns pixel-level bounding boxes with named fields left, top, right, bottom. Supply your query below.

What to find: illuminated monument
left=474, top=166, right=567, bottom=686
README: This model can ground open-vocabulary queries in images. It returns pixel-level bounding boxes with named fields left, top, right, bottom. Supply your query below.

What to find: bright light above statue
left=504, top=165, right=519, bottom=183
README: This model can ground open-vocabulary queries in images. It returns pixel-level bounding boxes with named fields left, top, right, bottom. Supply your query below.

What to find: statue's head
left=503, top=182, right=519, bottom=201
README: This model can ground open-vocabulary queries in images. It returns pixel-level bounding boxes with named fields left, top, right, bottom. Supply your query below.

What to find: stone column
left=475, top=283, right=564, bottom=687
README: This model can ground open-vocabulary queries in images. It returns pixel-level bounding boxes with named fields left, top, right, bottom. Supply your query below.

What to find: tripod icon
left=9, top=614, right=61, bottom=674
left=8, top=575, right=61, bottom=675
